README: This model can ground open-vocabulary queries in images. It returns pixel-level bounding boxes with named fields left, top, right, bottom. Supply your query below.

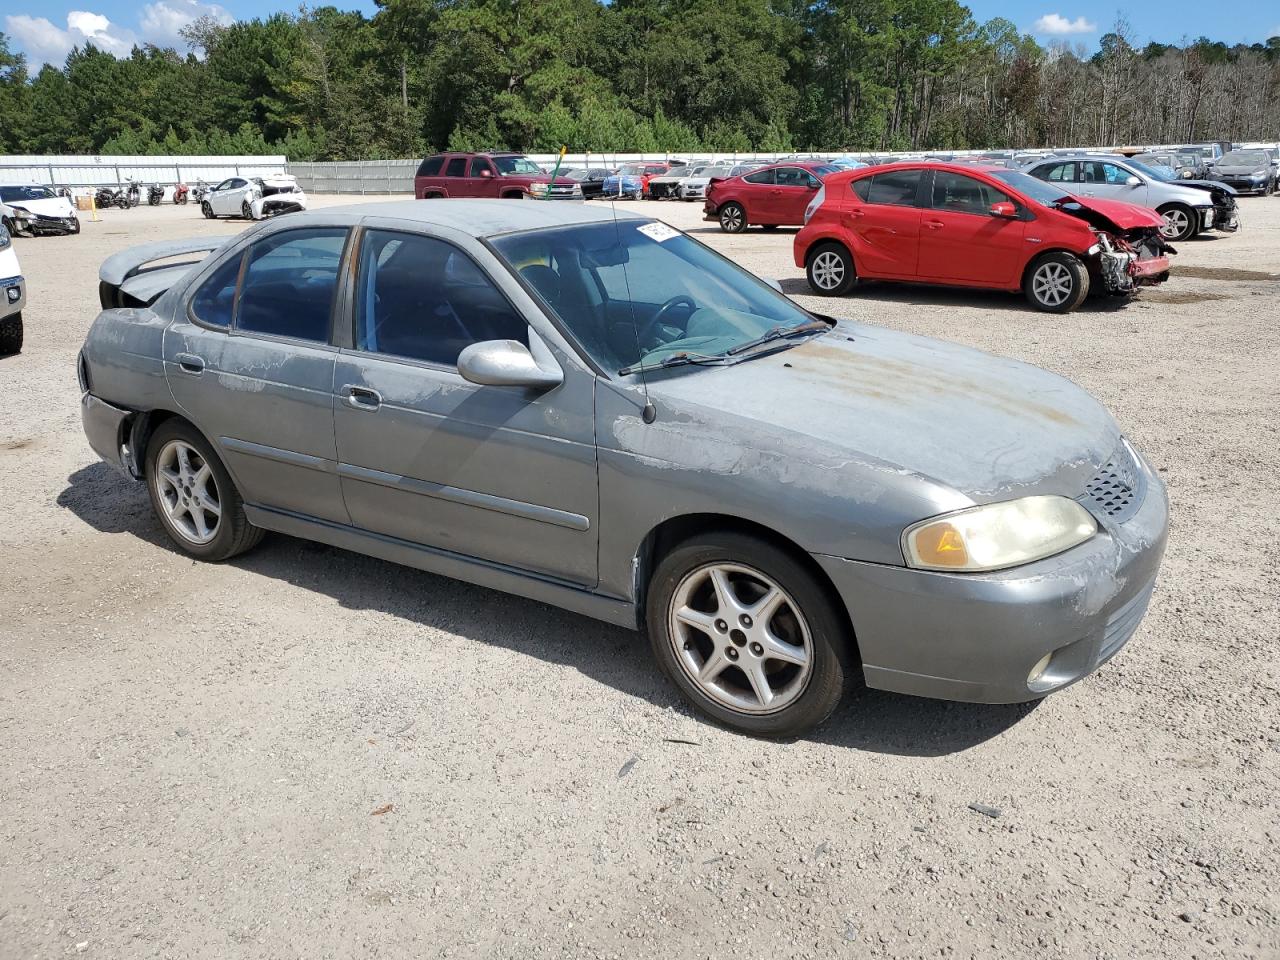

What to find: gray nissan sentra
left=79, top=200, right=1168, bottom=737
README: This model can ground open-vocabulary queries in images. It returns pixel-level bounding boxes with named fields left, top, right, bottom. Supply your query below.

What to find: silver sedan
left=79, top=200, right=1168, bottom=737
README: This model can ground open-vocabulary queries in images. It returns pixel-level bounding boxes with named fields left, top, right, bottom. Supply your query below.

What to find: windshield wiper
left=725, top=319, right=829, bottom=357
left=617, top=352, right=729, bottom=377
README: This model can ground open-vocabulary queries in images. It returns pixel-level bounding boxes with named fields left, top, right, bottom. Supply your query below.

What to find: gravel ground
left=1, top=194, right=1278, bottom=960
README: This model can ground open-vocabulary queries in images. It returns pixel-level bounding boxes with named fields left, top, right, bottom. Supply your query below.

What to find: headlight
left=530, top=182, right=550, bottom=195
left=903, top=496, right=1097, bottom=572
left=803, top=185, right=825, bottom=224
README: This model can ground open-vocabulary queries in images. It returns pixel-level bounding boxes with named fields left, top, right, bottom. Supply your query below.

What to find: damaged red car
left=795, top=163, right=1173, bottom=312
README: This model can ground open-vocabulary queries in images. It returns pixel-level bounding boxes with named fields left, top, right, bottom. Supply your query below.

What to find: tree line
left=0, top=1, right=1277, bottom=161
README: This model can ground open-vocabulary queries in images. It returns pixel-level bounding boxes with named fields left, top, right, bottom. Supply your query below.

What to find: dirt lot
left=2, top=194, right=1278, bottom=960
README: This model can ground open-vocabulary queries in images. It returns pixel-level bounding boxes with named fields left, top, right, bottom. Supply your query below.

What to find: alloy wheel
left=667, top=562, right=813, bottom=715
left=810, top=251, right=846, bottom=290
left=720, top=205, right=744, bottom=232
left=1031, top=261, right=1073, bottom=307
left=1160, top=208, right=1189, bottom=239
left=155, top=439, right=221, bottom=545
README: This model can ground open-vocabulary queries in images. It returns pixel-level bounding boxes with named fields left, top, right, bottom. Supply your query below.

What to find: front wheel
left=145, top=420, right=263, bottom=562
left=1158, top=203, right=1197, bottom=242
left=201, top=201, right=214, bottom=219
left=241, top=200, right=254, bottom=220
left=1024, top=252, right=1089, bottom=313
left=646, top=532, right=853, bottom=738
left=806, top=243, right=856, bottom=296
left=718, top=202, right=746, bottom=233
left=0, top=312, right=22, bottom=356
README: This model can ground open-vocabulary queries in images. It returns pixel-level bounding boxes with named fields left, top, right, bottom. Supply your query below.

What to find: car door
left=765, top=167, right=820, bottom=224
left=1079, top=160, right=1147, bottom=204
left=443, top=156, right=468, bottom=197
left=163, top=225, right=352, bottom=524
left=736, top=167, right=775, bottom=220
left=842, top=169, right=925, bottom=279
left=916, top=170, right=1026, bottom=287
left=331, top=224, right=599, bottom=586
left=214, top=178, right=246, bottom=216
left=468, top=156, right=500, bottom=199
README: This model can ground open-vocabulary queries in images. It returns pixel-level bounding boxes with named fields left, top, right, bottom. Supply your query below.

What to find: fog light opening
left=1028, top=652, right=1053, bottom=685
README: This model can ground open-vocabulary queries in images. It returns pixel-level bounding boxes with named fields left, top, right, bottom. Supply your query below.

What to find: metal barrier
left=0, top=155, right=288, bottom=192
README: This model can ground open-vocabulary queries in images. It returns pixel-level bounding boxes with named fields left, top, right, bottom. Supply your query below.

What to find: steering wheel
left=636, top=294, right=698, bottom=348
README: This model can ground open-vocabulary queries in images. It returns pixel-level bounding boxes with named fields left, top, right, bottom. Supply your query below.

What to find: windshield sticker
left=638, top=222, right=680, bottom=243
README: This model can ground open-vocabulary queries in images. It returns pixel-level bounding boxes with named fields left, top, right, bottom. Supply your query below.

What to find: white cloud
left=6, top=1, right=232, bottom=67
left=1033, top=12, right=1098, bottom=35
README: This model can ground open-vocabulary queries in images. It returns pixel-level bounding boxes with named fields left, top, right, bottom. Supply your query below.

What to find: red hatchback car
left=794, top=163, right=1174, bottom=312
left=704, top=161, right=839, bottom=233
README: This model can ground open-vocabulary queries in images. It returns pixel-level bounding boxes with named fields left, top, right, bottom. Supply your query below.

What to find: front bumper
left=815, top=466, right=1169, bottom=704
left=0, top=275, right=24, bottom=320
left=81, top=392, right=137, bottom=477
left=19, top=213, right=79, bottom=235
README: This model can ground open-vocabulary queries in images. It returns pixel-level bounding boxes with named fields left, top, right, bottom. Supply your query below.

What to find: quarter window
left=235, top=228, right=348, bottom=342
left=189, top=253, right=243, bottom=328
left=445, top=157, right=467, bottom=177
left=865, top=170, right=922, bottom=206
left=850, top=178, right=872, bottom=201
left=355, top=230, right=528, bottom=367
left=744, top=169, right=776, bottom=185
left=417, top=156, right=444, bottom=177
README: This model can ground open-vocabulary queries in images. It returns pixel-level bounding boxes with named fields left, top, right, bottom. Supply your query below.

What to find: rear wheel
left=1157, top=203, right=1197, bottom=242
left=241, top=200, right=253, bottom=220
left=718, top=202, right=747, bottom=233
left=806, top=242, right=856, bottom=296
left=145, top=420, right=263, bottom=562
left=1024, top=252, right=1089, bottom=313
left=0, top=312, right=21, bottom=356
left=646, top=532, right=853, bottom=738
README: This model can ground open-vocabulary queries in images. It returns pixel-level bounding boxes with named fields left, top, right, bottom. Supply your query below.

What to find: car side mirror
left=457, top=339, right=562, bottom=390
left=1124, top=176, right=1141, bottom=186
left=479, top=169, right=493, bottom=178
left=989, top=201, right=1017, bottom=218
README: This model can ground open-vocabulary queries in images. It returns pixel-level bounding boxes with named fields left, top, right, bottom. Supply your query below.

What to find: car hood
left=8, top=196, right=75, bottom=218
left=1175, top=178, right=1237, bottom=196
left=1213, top=165, right=1267, bottom=176
left=644, top=322, right=1120, bottom=502
left=1060, top=196, right=1164, bottom=230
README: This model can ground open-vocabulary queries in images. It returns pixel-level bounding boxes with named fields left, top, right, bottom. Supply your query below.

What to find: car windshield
left=491, top=219, right=822, bottom=374
left=990, top=169, right=1075, bottom=207
left=1125, top=158, right=1172, bottom=182
left=1221, top=151, right=1268, bottom=166
left=493, top=156, right=544, bottom=174
left=0, top=185, right=56, bottom=202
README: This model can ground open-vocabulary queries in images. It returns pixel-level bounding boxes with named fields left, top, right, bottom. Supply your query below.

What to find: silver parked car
left=1026, top=154, right=1238, bottom=241
left=79, top=201, right=1168, bottom=737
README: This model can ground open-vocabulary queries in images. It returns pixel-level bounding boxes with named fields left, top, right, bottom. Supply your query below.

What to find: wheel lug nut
left=726, top=648, right=739, bottom=661
left=750, top=642, right=764, bottom=657
left=715, top=619, right=728, bottom=632
left=740, top=615, right=752, bottom=628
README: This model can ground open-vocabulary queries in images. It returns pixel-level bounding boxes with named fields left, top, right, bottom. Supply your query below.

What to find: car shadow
left=58, top=461, right=1032, bottom=756
left=778, top=277, right=1135, bottom=313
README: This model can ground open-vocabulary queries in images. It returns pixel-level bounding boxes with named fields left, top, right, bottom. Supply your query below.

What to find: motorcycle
left=95, top=186, right=128, bottom=209
left=190, top=180, right=209, bottom=204
left=147, top=183, right=165, bottom=205
left=173, top=182, right=190, bottom=205
left=123, top=179, right=141, bottom=208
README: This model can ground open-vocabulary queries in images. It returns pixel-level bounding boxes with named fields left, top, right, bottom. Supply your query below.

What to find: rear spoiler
left=99, top=236, right=227, bottom=308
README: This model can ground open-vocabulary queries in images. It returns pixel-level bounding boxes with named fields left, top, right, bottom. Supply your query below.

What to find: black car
left=566, top=167, right=613, bottom=199
left=1208, top=149, right=1277, bottom=196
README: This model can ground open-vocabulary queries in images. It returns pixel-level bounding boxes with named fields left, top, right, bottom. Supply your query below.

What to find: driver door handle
left=176, top=353, right=204, bottom=375
left=924, top=220, right=944, bottom=230
left=344, top=385, right=382, bottom=411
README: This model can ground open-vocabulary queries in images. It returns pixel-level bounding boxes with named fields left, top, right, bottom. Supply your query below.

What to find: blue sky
left=4, top=0, right=1278, bottom=68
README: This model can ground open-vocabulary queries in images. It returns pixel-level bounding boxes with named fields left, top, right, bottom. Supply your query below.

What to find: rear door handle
left=176, top=353, right=204, bottom=375
left=924, top=220, right=944, bottom=230
left=344, top=385, right=382, bottom=411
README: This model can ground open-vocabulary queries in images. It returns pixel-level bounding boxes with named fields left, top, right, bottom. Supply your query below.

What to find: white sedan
left=200, top=174, right=308, bottom=221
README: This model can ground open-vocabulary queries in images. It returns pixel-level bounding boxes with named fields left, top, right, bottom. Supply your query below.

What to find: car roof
left=294, top=198, right=647, bottom=237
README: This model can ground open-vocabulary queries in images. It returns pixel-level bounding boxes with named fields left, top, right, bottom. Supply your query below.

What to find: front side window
left=469, top=157, right=494, bottom=178
left=865, top=169, right=922, bottom=206
left=355, top=230, right=527, bottom=367
left=235, top=228, right=347, bottom=342
left=930, top=171, right=1012, bottom=215
left=491, top=220, right=819, bottom=374
left=775, top=167, right=812, bottom=187
left=744, top=169, right=776, bottom=185
left=214, top=178, right=235, bottom=191
left=444, top=157, right=467, bottom=177
left=189, top=253, right=243, bottom=328
left=1080, top=162, right=1131, bottom=185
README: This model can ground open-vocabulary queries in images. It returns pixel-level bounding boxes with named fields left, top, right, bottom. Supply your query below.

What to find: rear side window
left=235, top=228, right=348, bottom=342
left=865, top=170, right=922, bottom=206
left=190, top=253, right=243, bottom=328
left=417, top=156, right=444, bottom=177
left=445, top=157, right=467, bottom=177
left=1038, top=162, right=1076, bottom=182
left=744, top=169, right=775, bottom=185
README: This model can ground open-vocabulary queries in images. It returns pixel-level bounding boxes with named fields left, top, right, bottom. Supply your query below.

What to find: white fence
left=0, top=155, right=288, bottom=191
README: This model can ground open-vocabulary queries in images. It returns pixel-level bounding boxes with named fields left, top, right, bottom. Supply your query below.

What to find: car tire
left=145, top=419, right=264, bottom=562
left=1024, top=252, right=1089, bottom=313
left=1157, top=203, right=1197, bottom=242
left=241, top=200, right=253, bottom=220
left=70, top=217, right=81, bottom=234
left=0, top=312, right=22, bottom=356
left=805, top=242, right=857, bottom=296
left=201, top=201, right=214, bottom=219
left=718, top=202, right=747, bottom=233
left=645, top=531, right=853, bottom=739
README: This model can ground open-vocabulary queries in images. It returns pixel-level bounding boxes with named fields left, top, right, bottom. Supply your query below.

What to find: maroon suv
left=414, top=152, right=580, bottom=200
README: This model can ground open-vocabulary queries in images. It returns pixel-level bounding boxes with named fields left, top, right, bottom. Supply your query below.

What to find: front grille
left=1084, top=442, right=1145, bottom=524
left=1099, top=584, right=1153, bottom=663
left=547, top=185, right=577, bottom=198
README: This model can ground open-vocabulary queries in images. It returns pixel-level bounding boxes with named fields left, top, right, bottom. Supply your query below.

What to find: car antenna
left=610, top=194, right=657, bottom=424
